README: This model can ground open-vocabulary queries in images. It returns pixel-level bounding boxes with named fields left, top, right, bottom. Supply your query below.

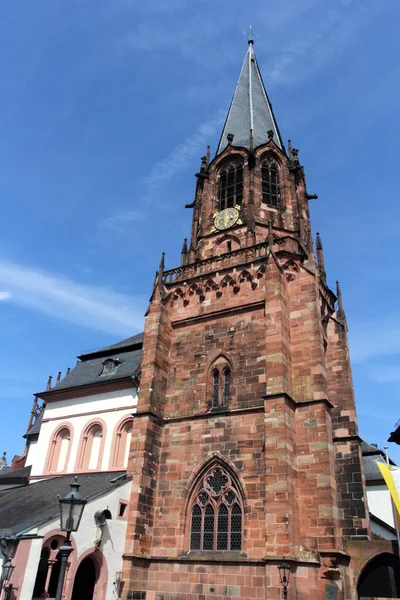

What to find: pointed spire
left=268, top=221, right=274, bottom=246
left=217, top=42, right=283, bottom=156
left=316, top=232, right=326, bottom=283
left=159, top=251, right=165, bottom=275
left=336, top=280, right=348, bottom=329
left=249, top=128, right=254, bottom=151
left=336, top=280, right=344, bottom=312
left=56, top=371, right=62, bottom=386
left=181, top=238, right=188, bottom=267
left=66, top=367, right=71, bottom=376
left=46, top=375, right=52, bottom=391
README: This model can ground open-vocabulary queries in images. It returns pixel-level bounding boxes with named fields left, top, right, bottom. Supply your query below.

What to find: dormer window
left=100, top=358, right=120, bottom=376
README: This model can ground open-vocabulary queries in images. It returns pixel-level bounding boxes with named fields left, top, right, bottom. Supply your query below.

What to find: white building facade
left=0, top=333, right=143, bottom=600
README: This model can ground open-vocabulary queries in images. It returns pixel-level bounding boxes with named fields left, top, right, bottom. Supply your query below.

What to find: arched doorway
left=358, top=553, right=400, bottom=598
left=71, top=556, right=96, bottom=600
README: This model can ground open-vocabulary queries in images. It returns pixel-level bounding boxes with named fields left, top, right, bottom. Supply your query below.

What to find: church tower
left=121, top=40, right=372, bottom=600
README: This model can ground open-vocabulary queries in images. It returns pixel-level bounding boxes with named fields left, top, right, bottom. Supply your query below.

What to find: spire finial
left=245, top=25, right=258, bottom=45
left=336, top=281, right=344, bottom=312
left=316, top=232, right=326, bottom=283
left=181, top=239, right=188, bottom=267
left=159, top=251, right=165, bottom=274
left=46, top=375, right=53, bottom=391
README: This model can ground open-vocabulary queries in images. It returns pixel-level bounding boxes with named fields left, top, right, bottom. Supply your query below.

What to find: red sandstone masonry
left=121, top=137, right=373, bottom=600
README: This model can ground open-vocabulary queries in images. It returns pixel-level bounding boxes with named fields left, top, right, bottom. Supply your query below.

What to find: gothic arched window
left=218, top=162, right=243, bottom=210
left=261, top=160, right=280, bottom=207
left=209, top=359, right=231, bottom=410
left=111, top=418, right=133, bottom=469
left=46, top=426, right=71, bottom=473
left=189, top=465, right=243, bottom=552
left=212, top=370, right=219, bottom=408
left=76, top=421, right=105, bottom=471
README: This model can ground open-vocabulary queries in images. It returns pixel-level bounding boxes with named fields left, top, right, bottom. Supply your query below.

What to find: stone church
left=1, top=40, right=399, bottom=600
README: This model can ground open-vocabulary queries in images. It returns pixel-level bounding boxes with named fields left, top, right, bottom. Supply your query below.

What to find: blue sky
left=1, top=0, right=400, bottom=463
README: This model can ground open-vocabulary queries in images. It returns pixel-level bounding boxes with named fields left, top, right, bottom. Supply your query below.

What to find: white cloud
left=0, top=260, right=145, bottom=336
left=0, top=291, right=12, bottom=301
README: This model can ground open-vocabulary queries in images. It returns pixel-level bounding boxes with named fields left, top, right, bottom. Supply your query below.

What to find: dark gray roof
left=361, top=440, right=395, bottom=482
left=25, top=408, right=44, bottom=438
left=40, top=334, right=143, bottom=393
left=0, top=471, right=128, bottom=537
left=0, top=466, right=31, bottom=491
left=78, top=332, right=144, bottom=358
left=217, top=43, right=283, bottom=156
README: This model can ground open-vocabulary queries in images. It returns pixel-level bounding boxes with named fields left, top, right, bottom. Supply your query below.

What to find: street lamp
left=55, top=477, right=87, bottom=600
left=1, top=558, right=15, bottom=600
left=278, top=556, right=291, bottom=600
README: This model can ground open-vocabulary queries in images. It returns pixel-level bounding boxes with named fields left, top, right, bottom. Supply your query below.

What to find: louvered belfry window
left=190, top=466, right=243, bottom=552
left=262, top=161, right=280, bottom=207
left=219, top=162, right=243, bottom=210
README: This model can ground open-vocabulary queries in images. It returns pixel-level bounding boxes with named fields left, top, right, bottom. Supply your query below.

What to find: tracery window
left=218, top=162, right=243, bottom=210
left=261, top=160, right=280, bottom=207
left=189, top=466, right=243, bottom=552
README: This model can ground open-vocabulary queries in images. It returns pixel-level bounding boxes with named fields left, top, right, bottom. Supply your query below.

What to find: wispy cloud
left=349, top=317, right=400, bottom=365
left=0, top=260, right=145, bottom=335
left=141, top=111, right=225, bottom=198
left=357, top=406, right=395, bottom=428
left=100, top=111, right=225, bottom=234
left=366, top=366, right=400, bottom=384
left=262, top=0, right=384, bottom=89
left=101, top=209, right=145, bottom=235
left=0, top=291, right=12, bottom=301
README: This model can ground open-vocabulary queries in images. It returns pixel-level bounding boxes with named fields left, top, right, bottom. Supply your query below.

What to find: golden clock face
left=214, top=207, right=239, bottom=231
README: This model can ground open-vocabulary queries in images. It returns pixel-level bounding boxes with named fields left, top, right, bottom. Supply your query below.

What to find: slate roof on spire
left=217, top=43, right=283, bottom=156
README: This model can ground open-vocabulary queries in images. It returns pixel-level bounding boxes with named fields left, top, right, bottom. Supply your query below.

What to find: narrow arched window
left=88, top=426, right=102, bottom=469
left=212, top=370, right=219, bottom=408
left=223, top=368, right=231, bottom=407
left=219, top=162, right=243, bottom=210
left=46, top=426, right=71, bottom=473
left=209, top=360, right=232, bottom=410
left=32, top=547, right=50, bottom=597
left=189, top=465, right=243, bottom=552
left=217, top=504, right=229, bottom=550
left=262, top=161, right=280, bottom=207
left=77, top=422, right=104, bottom=471
left=112, top=418, right=134, bottom=469
left=190, top=505, right=202, bottom=550
left=57, top=430, right=70, bottom=472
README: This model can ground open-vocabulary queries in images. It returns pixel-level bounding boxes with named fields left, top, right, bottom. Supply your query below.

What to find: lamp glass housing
left=1, top=559, right=14, bottom=584
left=278, top=557, right=290, bottom=586
left=58, top=477, right=87, bottom=532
